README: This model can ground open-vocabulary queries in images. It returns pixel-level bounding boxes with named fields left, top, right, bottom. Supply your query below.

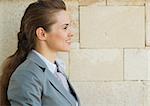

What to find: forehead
left=54, top=10, right=70, bottom=25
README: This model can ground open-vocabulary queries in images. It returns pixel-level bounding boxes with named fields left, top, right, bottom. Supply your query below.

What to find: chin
left=59, top=48, right=70, bottom=52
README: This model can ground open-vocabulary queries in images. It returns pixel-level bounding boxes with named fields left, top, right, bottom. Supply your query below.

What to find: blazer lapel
left=66, top=78, right=81, bottom=106
left=46, top=69, right=76, bottom=105
left=55, top=60, right=80, bottom=106
left=27, top=51, right=77, bottom=105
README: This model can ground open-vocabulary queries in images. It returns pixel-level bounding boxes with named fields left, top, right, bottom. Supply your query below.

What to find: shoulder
left=10, top=59, right=44, bottom=84
left=7, top=60, right=43, bottom=106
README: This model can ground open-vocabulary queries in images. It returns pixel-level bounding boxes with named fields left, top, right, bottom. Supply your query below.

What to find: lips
left=66, top=41, right=71, bottom=45
left=66, top=39, right=72, bottom=43
left=66, top=40, right=71, bottom=45
left=66, top=41, right=71, bottom=43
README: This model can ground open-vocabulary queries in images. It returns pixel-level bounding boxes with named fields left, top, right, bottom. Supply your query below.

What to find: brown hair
left=0, top=0, right=66, bottom=105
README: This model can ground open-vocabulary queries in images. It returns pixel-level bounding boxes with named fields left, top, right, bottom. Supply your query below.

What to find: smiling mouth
left=66, top=41, right=71, bottom=43
left=66, top=40, right=71, bottom=45
left=66, top=39, right=72, bottom=43
left=66, top=42, right=71, bottom=45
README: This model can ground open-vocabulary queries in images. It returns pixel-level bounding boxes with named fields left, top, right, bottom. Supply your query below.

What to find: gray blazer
left=7, top=51, right=80, bottom=106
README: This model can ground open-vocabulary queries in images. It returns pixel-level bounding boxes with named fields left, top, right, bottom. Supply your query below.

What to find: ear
left=36, top=27, right=47, bottom=41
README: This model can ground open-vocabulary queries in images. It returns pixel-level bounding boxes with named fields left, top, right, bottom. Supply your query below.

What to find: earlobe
left=36, top=27, right=47, bottom=41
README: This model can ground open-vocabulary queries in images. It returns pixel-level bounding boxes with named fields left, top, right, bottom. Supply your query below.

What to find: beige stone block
left=80, top=6, right=145, bottom=48
left=71, top=81, right=145, bottom=106
left=124, top=48, right=150, bottom=80
left=148, top=90, right=150, bottom=105
left=65, top=0, right=79, bottom=42
left=146, top=5, right=150, bottom=46
left=143, top=81, right=150, bottom=106
left=79, top=0, right=106, bottom=6
left=107, top=0, right=145, bottom=6
left=69, top=49, right=123, bottom=81
left=148, top=82, right=150, bottom=106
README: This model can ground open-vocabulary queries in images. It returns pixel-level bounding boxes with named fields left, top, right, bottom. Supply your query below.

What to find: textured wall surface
left=0, top=0, right=150, bottom=106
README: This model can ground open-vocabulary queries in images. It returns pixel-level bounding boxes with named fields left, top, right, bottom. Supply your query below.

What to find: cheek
left=54, top=34, right=66, bottom=41
left=50, top=34, right=66, bottom=47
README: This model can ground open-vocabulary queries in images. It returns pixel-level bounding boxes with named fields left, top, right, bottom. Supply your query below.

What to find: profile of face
left=36, top=10, right=73, bottom=53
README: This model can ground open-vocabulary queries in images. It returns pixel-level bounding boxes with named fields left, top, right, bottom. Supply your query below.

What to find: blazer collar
left=26, top=50, right=77, bottom=105
left=27, top=50, right=48, bottom=70
left=27, top=50, right=66, bottom=73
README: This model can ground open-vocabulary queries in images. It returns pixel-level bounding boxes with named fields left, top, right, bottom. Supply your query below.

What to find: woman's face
left=46, top=10, right=73, bottom=52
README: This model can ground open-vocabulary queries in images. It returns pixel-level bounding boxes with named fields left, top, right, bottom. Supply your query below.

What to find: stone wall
left=0, top=0, right=150, bottom=106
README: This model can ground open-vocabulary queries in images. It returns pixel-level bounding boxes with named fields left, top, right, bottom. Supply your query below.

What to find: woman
left=0, top=0, right=80, bottom=106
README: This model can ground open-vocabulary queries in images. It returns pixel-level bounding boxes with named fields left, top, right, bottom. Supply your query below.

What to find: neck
left=35, top=46, right=57, bottom=64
